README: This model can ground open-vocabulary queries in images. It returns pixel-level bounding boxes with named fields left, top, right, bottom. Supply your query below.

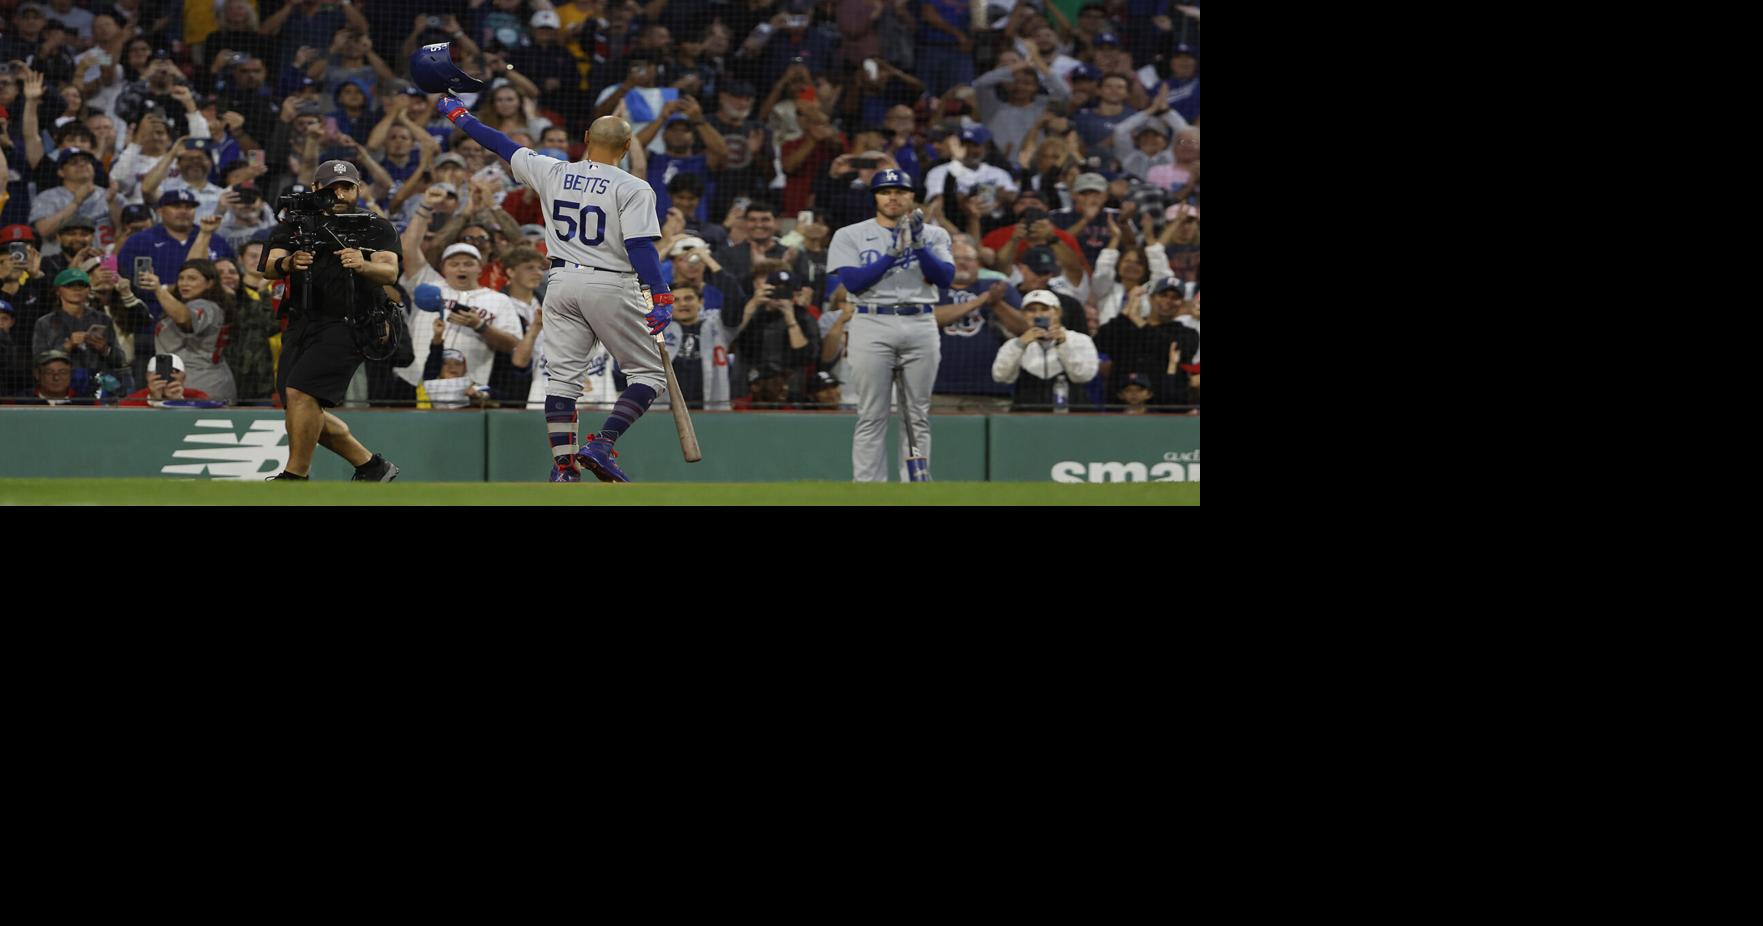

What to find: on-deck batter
left=436, top=98, right=673, bottom=483
left=828, top=169, right=956, bottom=482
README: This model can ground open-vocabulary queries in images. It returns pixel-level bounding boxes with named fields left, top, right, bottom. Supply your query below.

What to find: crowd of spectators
left=0, top=0, right=1198, bottom=411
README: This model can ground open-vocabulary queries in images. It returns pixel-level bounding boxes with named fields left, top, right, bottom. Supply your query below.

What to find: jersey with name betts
left=828, top=219, right=953, bottom=307
left=510, top=149, right=661, bottom=271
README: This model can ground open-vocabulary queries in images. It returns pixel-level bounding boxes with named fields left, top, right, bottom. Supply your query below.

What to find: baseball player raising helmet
left=427, top=50, right=672, bottom=483
left=828, top=169, right=956, bottom=481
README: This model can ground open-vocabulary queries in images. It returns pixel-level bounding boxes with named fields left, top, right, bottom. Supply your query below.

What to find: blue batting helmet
left=868, top=169, right=912, bottom=193
left=409, top=43, right=485, bottom=94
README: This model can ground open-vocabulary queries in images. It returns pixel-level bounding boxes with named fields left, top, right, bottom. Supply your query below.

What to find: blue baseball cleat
left=576, top=435, right=631, bottom=483
left=550, top=461, right=581, bottom=482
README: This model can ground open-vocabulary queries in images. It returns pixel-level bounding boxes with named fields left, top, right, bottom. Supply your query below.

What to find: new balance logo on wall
left=161, top=420, right=288, bottom=480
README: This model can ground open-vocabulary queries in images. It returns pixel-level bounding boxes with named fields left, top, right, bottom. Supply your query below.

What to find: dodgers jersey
left=828, top=220, right=955, bottom=306
left=510, top=149, right=662, bottom=270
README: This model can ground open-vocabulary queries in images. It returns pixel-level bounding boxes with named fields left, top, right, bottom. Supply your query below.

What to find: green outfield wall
left=0, top=409, right=1198, bottom=483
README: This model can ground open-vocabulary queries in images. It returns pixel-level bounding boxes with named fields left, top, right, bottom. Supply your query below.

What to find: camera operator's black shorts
left=277, top=316, right=363, bottom=408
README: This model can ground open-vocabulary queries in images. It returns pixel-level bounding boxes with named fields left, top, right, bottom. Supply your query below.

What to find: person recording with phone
left=991, top=289, right=1098, bottom=413
left=119, top=352, right=213, bottom=406
left=213, top=179, right=276, bottom=251
left=258, top=159, right=403, bottom=482
left=35, top=216, right=102, bottom=283
left=135, top=258, right=238, bottom=403
left=28, top=267, right=132, bottom=393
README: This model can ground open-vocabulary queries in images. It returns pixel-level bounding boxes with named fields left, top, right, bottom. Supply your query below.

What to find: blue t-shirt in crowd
left=934, top=280, right=1021, bottom=396
left=917, top=0, right=971, bottom=45
left=649, top=151, right=713, bottom=224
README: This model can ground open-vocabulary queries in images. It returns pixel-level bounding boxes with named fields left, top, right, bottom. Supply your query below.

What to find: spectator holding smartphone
left=991, top=289, right=1098, bottom=412
left=137, top=258, right=237, bottom=404
left=29, top=267, right=132, bottom=389
left=120, top=352, right=215, bottom=406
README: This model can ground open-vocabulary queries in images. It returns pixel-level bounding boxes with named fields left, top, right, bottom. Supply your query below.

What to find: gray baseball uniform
left=509, top=149, right=669, bottom=399
left=829, top=219, right=954, bottom=482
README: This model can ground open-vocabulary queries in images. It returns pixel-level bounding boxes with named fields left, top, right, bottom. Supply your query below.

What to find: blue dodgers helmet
left=409, top=43, right=485, bottom=94
left=868, top=168, right=912, bottom=194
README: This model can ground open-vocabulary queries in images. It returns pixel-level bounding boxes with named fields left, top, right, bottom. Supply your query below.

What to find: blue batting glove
left=645, top=294, right=673, bottom=335
left=436, top=96, right=470, bottom=124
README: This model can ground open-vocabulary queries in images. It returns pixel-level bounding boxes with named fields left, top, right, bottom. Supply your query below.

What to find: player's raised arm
left=435, top=97, right=526, bottom=165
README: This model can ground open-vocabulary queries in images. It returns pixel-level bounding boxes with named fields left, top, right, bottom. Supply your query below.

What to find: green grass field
left=0, top=479, right=1198, bottom=506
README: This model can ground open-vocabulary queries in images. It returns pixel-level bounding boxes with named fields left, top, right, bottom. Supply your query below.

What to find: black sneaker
left=267, top=471, right=308, bottom=481
left=351, top=453, right=401, bottom=482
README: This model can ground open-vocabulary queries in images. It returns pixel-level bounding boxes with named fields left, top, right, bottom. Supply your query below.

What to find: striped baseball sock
left=545, top=395, right=578, bottom=464
left=593, top=384, right=657, bottom=445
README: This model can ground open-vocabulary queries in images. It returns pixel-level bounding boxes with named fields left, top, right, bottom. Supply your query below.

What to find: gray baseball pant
left=540, top=268, right=668, bottom=400
left=848, top=313, right=940, bottom=482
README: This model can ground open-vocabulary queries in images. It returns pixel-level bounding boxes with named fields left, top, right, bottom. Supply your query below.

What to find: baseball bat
left=896, top=368, right=928, bottom=482
left=654, top=332, right=702, bottom=463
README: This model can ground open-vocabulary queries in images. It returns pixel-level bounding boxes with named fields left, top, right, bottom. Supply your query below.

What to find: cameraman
left=259, top=160, right=402, bottom=482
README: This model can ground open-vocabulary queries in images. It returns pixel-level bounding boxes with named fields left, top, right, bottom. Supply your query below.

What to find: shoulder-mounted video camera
left=277, top=188, right=339, bottom=218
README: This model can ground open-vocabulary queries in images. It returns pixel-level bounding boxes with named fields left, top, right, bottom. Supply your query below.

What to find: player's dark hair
left=666, top=172, right=703, bottom=196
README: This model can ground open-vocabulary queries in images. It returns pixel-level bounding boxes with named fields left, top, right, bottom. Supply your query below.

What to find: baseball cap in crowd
left=58, top=216, right=96, bottom=232
left=151, top=47, right=173, bottom=60
left=1172, top=43, right=1198, bottom=58
left=1119, top=372, right=1155, bottom=395
left=1072, top=173, right=1109, bottom=194
left=1071, top=64, right=1104, bottom=83
left=721, top=80, right=757, bottom=98
left=0, top=298, right=13, bottom=315
left=1019, top=247, right=1059, bottom=277
left=766, top=269, right=796, bottom=287
left=120, top=204, right=154, bottom=224
left=400, top=84, right=428, bottom=98
left=442, top=243, right=483, bottom=262
left=1135, top=121, right=1173, bottom=139
left=434, top=153, right=467, bottom=169
left=152, top=352, right=187, bottom=373
left=36, top=349, right=72, bottom=367
left=441, top=348, right=468, bottom=364
left=158, top=189, right=199, bottom=206
left=299, top=75, right=320, bottom=91
left=181, top=138, right=216, bottom=160
left=54, top=147, right=97, bottom=166
left=1022, top=289, right=1061, bottom=310
left=429, top=182, right=459, bottom=198
left=959, top=124, right=991, bottom=146
left=315, top=159, right=363, bottom=187
left=530, top=10, right=561, bottom=28
left=669, top=236, right=708, bottom=257
left=1152, top=278, right=1195, bottom=298
left=1094, top=32, right=1123, bottom=47
left=520, top=224, right=546, bottom=241
left=54, top=267, right=92, bottom=287
left=0, top=224, right=37, bottom=243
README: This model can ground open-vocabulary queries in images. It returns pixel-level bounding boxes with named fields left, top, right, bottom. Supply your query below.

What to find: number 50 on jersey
left=554, top=173, right=612, bottom=245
